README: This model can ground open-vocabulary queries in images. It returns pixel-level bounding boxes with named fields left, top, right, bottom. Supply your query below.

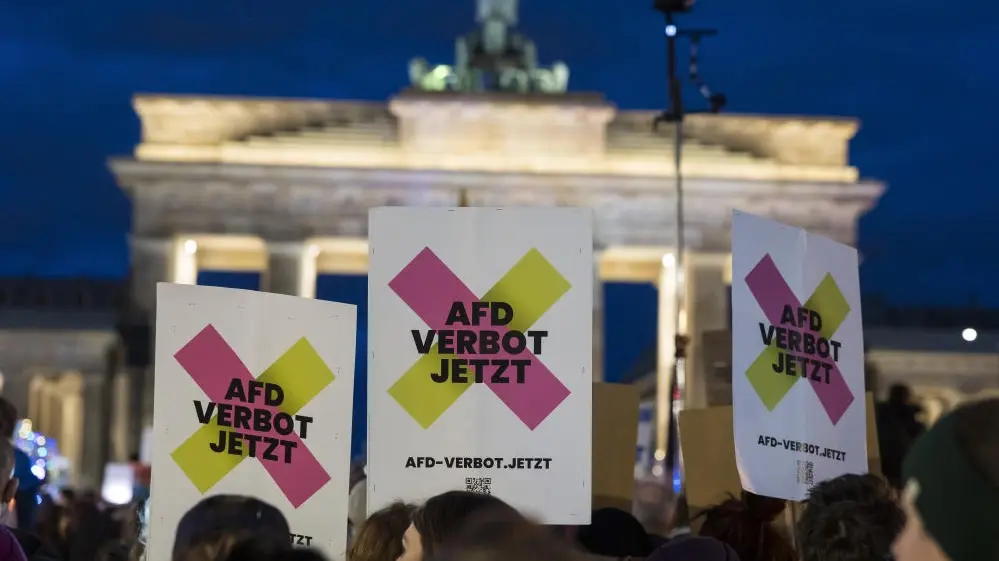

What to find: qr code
left=465, top=477, right=492, bottom=495
left=796, top=460, right=814, bottom=487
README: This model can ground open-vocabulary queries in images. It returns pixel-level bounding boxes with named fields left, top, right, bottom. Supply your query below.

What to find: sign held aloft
left=367, top=207, right=594, bottom=524
left=731, top=211, right=867, bottom=501
left=150, top=284, right=356, bottom=561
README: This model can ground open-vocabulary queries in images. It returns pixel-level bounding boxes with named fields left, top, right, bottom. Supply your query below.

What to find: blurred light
left=962, top=328, right=978, bottom=342
left=183, top=239, right=198, bottom=254
left=102, top=463, right=135, bottom=506
left=38, top=448, right=47, bottom=458
left=665, top=24, right=677, bottom=37
left=35, top=436, right=45, bottom=446
left=17, top=420, right=31, bottom=439
left=651, top=464, right=664, bottom=478
left=654, top=449, right=666, bottom=461
left=662, top=253, right=675, bottom=268
left=30, top=465, right=45, bottom=480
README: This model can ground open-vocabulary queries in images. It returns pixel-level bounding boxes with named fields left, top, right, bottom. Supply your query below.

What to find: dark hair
left=796, top=473, right=904, bottom=561
left=428, top=516, right=576, bottom=561
left=172, top=495, right=290, bottom=561
left=0, top=398, right=18, bottom=438
left=0, top=439, right=15, bottom=477
left=954, top=398, right=999, bottom=487
left=224, top=538, right=328, bottom=561
left=412, top=491, right=521, bottom=557
left=576, top=507, right=653, bottom=557
left=697, top=491, right=795, bottom=561
left=347, top=502, right=415, bottom=561
left=887, top=384, right=911, bottom=405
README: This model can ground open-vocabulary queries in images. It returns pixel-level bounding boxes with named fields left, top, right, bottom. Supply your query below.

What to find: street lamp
left=650, top=0, right=727, bottom=488
left=962, top=328, right=978, bottom=342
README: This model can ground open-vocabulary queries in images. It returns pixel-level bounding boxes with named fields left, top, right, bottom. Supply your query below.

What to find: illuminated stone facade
left=110, top=89, right=883, bottom=420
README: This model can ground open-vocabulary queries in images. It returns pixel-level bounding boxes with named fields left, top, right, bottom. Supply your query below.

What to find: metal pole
left=651, top=8, right=723, bottom=487
left=653, top=11, right=688, bottom=484
left=670, top=13, right=688, bottom=413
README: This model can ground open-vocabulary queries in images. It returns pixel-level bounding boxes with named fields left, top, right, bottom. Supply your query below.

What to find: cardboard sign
left=592, top=383, right=640, bottom=512
left=151, top=284, right=356, bottom=561
left=679, top=394, right=881, bottom=515
left=367, top=207, right=593, bottom=524
left=731, top=211, right=867, bottom=500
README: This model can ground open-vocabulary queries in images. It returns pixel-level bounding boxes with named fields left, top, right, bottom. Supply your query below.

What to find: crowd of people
left=0, top=394, right=993, bottom=561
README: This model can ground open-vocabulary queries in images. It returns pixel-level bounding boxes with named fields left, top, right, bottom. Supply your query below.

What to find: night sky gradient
left=3, top=1, right=998, bottom=304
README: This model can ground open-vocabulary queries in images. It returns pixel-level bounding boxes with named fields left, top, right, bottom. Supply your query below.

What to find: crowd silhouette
left=0, top=392, right=994, bottom=561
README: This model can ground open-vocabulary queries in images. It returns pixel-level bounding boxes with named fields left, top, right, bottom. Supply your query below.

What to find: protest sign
left=679, top=395, right=880, bottom=517
left=367, top=207, right=593, bottom=524
left=592, top=383, right=640, bottom=512
left=150, top=283, right=356, bottom=561
left=731, top=211, right=867, bottom=500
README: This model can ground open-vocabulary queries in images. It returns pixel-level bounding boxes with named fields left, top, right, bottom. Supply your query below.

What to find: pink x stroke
left=175, top=326, right=331, bottom=508
left=389, top=248, right=570, bottom=430
left=745, top=256, right=855, bottom=425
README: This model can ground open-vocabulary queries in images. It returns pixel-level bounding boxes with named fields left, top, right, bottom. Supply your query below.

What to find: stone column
left=171, top=237, right=199, bottom=285
left=593, top=268, right=604, bottom=382
left=111, top=370, right=131, bottom=461
left=81, top=372, right=106, bottom=490
left=129, top=237, right=198, bottom=314
left=654, top=253, right=677, bottom=464
left=264, top=242, right=317, bottom=298
left=683, top=255, right=730, bottom=410
left=129, top=238, right=171, bottom=315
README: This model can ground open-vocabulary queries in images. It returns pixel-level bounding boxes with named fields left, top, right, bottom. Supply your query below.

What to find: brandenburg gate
left=110, top=88, right=882, bottom=414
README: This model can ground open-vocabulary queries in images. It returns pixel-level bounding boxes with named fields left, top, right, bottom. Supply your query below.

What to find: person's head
left=648, top=535, right=741, bottom=561
left=887, top=385, right=911, bottom=406
left=172, top=495, right=290, bottom=561
left=893, top=398, right=999, bottom=561
left=224, top=538, right=328, bottom=561
left=697, top=492, right=794, bottom=561
left=427, top=516, right=577, bottom=561
left=797, top=473, right=904, bottom=561
left=348, top=502, right=415, bottom=561
left=0, top=442, right=20, bottom=521
left=400, top=491, right=521, bottom=561
left=0, top=439, right=19, bottom=504
left=575, top=507, right=653, bottom=558
left=0, top=398, right=18, bottom=439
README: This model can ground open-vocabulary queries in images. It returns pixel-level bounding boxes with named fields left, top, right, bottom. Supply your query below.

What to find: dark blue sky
left=1, top=0, right=998, bottom=305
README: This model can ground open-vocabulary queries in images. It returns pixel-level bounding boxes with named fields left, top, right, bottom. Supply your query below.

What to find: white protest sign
left=367, top=207, right=593, bottom=524
left=150, top=283, right=356, bottom=560
left=731, top=211, right=867, bottom=500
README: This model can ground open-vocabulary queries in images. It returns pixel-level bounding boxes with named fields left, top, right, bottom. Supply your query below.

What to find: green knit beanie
left=902, top=410, right=999, bottom=561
